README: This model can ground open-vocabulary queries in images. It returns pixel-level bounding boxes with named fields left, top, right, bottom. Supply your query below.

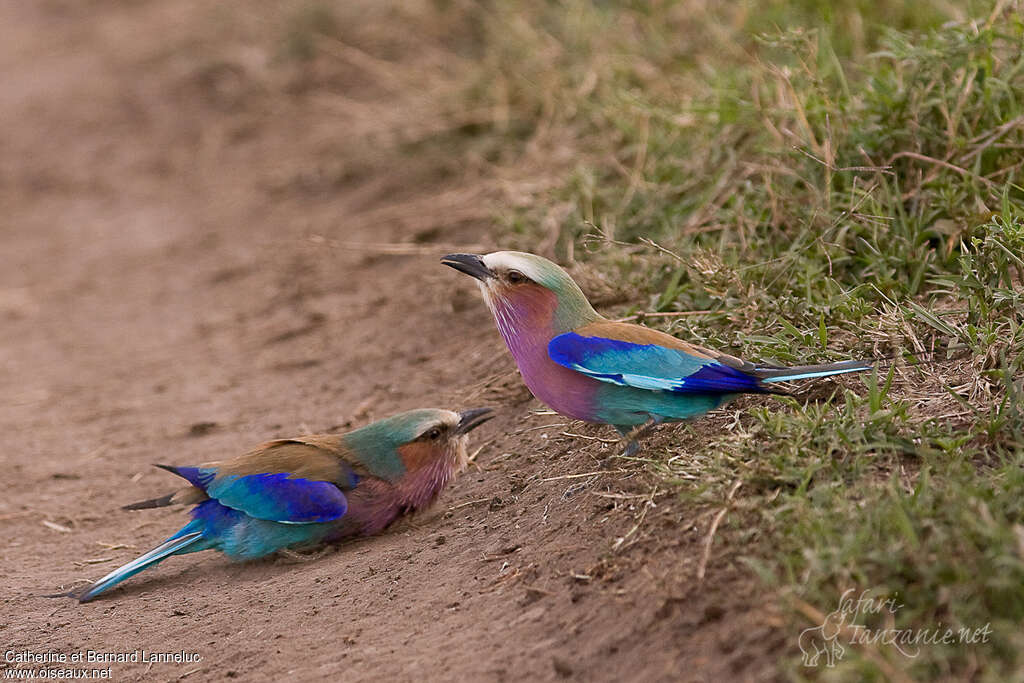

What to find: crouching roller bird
left=443, top=251, right=873, bottom=455
left=71, top=408, right=492, bottom=602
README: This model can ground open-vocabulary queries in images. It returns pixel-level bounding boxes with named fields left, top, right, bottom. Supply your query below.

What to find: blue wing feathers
left=175, top=499, right=244, bottom=539
left=154, top=463, right=349, bottom=524
left=205, top=472, right=348, bottom=524
left=549, top=332, right=765, bottom=394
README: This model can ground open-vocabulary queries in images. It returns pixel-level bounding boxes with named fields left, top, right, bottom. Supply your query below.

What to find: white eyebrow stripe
left=411, top=413, right=460, bottom=438
left=482, top=252, right=548, bottom=283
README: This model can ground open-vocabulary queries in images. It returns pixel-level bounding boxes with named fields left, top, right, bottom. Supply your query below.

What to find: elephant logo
left=798, top=608, right=847, bottom=667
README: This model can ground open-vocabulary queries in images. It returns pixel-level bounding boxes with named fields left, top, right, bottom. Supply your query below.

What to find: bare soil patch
left=1, top=3, right=780, bottom=680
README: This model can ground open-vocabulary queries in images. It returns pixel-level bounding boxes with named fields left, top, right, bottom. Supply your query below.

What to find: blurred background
left=2, top=1, right=1022, bottom=680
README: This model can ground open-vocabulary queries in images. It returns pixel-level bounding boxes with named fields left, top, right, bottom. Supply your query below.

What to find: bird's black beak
left=441, top=253, right=494, bottom=281
left=456, top=408, right=494, bottom=434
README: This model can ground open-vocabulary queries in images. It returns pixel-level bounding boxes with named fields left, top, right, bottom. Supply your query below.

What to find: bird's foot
left=614, top=417, right=664, bottom=456
left=621, top=440, right=640, bottom=457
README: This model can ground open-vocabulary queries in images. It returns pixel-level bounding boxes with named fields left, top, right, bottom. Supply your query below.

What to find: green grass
left=436, top=0, right=1024, bottom=679
left=286, top=0, right=1023, bottom=677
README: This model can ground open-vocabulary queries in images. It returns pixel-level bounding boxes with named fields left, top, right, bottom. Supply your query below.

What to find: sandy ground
left=1, top=3, right=781, bottom=681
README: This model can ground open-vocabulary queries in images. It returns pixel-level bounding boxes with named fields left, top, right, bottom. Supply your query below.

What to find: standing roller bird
left=71, top=408, right=492, bottom=602
left=443, top=251, right=873, bottom=454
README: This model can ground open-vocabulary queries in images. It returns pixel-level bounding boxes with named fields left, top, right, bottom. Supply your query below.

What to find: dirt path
left=1, top=3, right=779, bottom=681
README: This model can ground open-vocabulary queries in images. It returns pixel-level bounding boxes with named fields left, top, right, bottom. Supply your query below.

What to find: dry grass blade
left=613, top=310, right=714, bottom=323
left=887, top=151, right=999, bottom=191
left=696, top=479, right=742, bottom=582
left=449, top=497, right=492, bottom=511
left=541, top=470, right=621, bottom=482
left=611, top=487, right=660, bottom=552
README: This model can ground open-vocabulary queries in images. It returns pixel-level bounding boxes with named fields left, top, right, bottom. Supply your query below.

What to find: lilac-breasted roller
left=443, top=251, right=872, bottom=454
left=71, top=408, right=492, bottom=602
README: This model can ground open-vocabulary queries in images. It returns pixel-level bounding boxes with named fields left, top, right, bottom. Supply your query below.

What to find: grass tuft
left=281, top=0, right=1024, bottom=676
left=434, top=0, right=1024, bottom=677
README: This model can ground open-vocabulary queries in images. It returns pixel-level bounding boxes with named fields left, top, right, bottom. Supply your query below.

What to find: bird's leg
left=613, top=425, right=632, bottom=448
left=615, top=417, right=664, bottom=457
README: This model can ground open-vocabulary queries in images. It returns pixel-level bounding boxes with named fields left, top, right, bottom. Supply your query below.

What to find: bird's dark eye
left=425, top=427, right=442, bottom=440
left=507, top=270, right=527, bottom=284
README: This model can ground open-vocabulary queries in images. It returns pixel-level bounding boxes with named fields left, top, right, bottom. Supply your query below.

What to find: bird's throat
left=487, top=295, right=599, bottom=421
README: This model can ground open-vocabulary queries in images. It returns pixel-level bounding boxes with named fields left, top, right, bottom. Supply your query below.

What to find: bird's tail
left=122, top=492, right=177, bottom=510
left=754, top=359, right=874, bottom=383
left=77, top=531, right=206, bottom=603
left=752, top=346, right=970, bottom=385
